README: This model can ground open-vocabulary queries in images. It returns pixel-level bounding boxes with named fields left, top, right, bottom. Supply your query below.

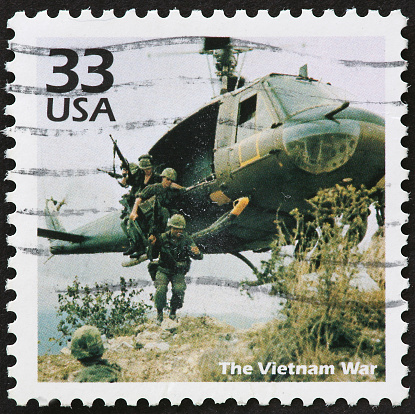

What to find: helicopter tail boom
left=39, top=197, right=88, bottom=246
left=37, top=228, right=86, bottom=243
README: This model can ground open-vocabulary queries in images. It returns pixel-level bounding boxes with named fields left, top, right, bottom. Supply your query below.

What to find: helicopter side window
left=236, top=93, right=275, bottom=143
left=236, top=94, right=257, bottom=142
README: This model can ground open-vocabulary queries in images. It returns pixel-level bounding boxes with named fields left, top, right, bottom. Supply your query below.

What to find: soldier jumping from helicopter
left=148, top=214, right=203, bottom=323
left=129, top=168, right=185, bottom=259
left=120, top=154, right=160, bottom=256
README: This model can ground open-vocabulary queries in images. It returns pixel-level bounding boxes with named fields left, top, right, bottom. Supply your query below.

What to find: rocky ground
left=39, top=311, right=385, bottom=383
left=38, top=315, right=266, bottom=382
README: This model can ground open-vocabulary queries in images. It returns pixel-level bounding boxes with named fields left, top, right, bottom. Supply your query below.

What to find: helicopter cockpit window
left=237, top=94, right=257, bottom=137
left=238, top=94, right=257, bottom=125
left=267, top=75, right=345, bottom=117
left=236, top=93, right=274, bottom=142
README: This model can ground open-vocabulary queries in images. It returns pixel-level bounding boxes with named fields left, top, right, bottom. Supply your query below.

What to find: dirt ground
left=38, top=315, right=265, bottom=382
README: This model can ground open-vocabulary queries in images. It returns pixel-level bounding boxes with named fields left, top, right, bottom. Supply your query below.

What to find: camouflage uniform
left=129, top=182, right=186, bottom=255
left=71, top=325, right=121, bottom=382
left=121, top=164, right=160, bottom=253
left=153, top=230, right=203, bottom=316
left=138, top=183, right=185, bottom=230
left=120, top=164, right=140, bottom=235
left=74, top=363, right=121, bottom=383
left=71, top=325, right=104, bottom=362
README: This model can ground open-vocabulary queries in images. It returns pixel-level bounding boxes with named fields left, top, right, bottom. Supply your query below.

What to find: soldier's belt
left=158, top=266, right=175, bottom=274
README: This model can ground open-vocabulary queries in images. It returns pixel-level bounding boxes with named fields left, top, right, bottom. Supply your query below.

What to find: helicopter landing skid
left=229, top=252, right=258, bottom=273
left=122, top=254, right=148, bottom=267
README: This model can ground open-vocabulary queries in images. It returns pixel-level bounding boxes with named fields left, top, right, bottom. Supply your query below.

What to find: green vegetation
left=51, top=276, right=151, bottom=345
left=202, top=184, right=385, bottom=382
left=39, top=316, right=238, bottom=382
left=42, top=185, right=385, bottom=383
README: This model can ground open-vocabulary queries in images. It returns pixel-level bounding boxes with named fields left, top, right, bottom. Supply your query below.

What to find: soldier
left=128, top=168, right=185, bottom=259
left=121, top=155, right=160, bottom=256
left=149, top=214, right=203, bottom=323
left=136, top=154, right=160, bottom=189
left=119, top=162, right=140, bottom=255
left=71, top=325, right=105, bottom=363
left=71, top=325, right=121, bottom=382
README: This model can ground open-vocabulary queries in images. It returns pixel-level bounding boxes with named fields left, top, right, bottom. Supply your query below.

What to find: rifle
left=97, top=168, right=123, bottom=179
left=110, top=134, right=131, bottom=177
left=159, top=242, right=191, bottom=273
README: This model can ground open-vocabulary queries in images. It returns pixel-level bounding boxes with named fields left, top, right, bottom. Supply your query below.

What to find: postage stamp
left=7, top=10, right=407, bottom=406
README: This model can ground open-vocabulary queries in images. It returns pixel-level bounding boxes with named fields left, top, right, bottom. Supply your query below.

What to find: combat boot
left=130, top=250, right=144, bottom=259
left=123, top=246, right=135, bottom=256
left=169, top=309, right=177, bottom=320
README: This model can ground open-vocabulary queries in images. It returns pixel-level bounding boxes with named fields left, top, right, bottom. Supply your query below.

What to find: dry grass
left=39, top=186, right=385, bottom=383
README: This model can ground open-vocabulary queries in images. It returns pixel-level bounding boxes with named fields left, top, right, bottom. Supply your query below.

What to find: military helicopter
left=38, top=37, right=385, bottom=269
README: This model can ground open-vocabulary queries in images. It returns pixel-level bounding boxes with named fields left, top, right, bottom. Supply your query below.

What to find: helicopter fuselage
left=46, top=73, right=385, bottom=256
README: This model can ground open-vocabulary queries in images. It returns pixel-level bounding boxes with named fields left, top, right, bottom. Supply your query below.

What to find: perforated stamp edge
left=5, top=10, right=408, bottom=406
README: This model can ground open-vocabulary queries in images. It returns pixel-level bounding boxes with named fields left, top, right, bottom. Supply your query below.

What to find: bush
left=244, top=184, right=385, bottom=381
left=52, top=276, right=151, bottom=344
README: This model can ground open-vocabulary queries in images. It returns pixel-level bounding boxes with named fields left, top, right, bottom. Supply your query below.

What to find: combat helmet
left=161, top=168, right=177, bottom=182
left=71, top=325, right=105, bottom=362
left=167, top=214, right=186, bottom=229
left=138, top=154, right=153, bottom=170
left=129, top=162, right=139, bottom=175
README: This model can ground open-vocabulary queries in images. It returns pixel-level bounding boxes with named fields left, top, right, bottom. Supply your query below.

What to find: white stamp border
left=6, top=10, right=408, bottom=406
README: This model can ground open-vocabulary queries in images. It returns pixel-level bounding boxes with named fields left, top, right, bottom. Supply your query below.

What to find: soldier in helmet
left=71, top=325, right=105, bottom=363
left=120, top=154, right=160, bottom=256
left=71, top=325, right=121, bottom=382
left=128, top=168, right=185, bottom=259
left=149, top=214, right=203, bottom=323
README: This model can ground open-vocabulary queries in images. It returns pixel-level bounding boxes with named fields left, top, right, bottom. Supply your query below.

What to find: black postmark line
left=54, top=276, right=266, bottom=293
left=9, top=36, right=405, bottom=69
left=273, top=290, right=404, bottom=310
left=17, top=204, right=401, bottom=228
left=15, top=203, right=399, bottom=228
left=385, top=221, right=402, bottom=227
left=339, top=59, right=405, bottom=68
left=7, top=77, right=220, bottom=97
left=7, top=81, right=155, bottom=96
left=13, top=117, right=183, bottom=136
left=18, top=245, right=405, bottom=270
left=10, top=167, right=122, bottom=177
left=12, top=168, right=104, bottom=177
left=230, top=38, right=405, bottom=68
left=11, top=94, right=400, bottom=137
left=54, top=276, right=404, bottom=310
left=17, top=207, right=119, bottom=216
left=9, top=37, right=203, bottom=56
left=17, top=246, right=50, bottom=256
left=13, top=126, right=87, bottom=137
left=8, top=82, right=403, bottom=107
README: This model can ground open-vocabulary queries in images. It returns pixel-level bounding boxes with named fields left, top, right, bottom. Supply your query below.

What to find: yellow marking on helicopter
left=210, top=191, right=232, bottom=206
left=239, top=135, right=261, bottom=167
left=230, top=197, right=250, bottom=216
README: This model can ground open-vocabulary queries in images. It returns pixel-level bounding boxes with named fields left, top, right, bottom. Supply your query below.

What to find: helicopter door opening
left=149, top=102, right=220, bottom=187
left=236, top=94, right=257, bottom=142
left=236, top=92, right=276, bottom=143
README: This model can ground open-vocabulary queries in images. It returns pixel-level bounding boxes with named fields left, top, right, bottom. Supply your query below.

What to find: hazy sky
left=31, top=36, right=388, bottom=227
left=9, top=35, right=396, bottom=314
